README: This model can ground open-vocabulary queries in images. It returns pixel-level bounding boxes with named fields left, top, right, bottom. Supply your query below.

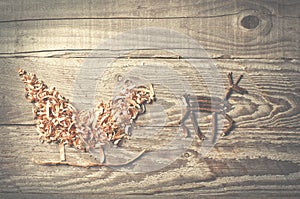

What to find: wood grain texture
left=0, top=0, right=299, bottom=59
left=0, top=0, right=299, bottom=198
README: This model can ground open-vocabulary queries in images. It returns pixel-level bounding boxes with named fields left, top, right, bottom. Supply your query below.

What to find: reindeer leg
left=179, top=107, right=190, bottom=126
left=179, top=107, right=191, bottom=137
left=212, top=112, right=218, bottom=136
left=222, top=113, right=235, bottom=136
left=179, top=94, right=192, bottom=137
left=190, top=111, right=205, bottom=140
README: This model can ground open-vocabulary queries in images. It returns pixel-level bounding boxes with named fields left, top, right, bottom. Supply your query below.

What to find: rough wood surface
left=0, top=0, right=299, bottom=198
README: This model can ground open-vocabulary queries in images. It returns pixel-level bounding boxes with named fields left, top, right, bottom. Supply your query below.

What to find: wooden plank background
left=0, top=0, right=299, bottom=198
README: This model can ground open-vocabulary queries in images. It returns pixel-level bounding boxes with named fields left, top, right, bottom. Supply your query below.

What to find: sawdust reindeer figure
left=179, top=72, right=247, bottom=140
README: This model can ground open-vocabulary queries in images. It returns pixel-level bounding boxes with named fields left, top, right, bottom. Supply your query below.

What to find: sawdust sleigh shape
left=18, top=68, right=155, bottom=167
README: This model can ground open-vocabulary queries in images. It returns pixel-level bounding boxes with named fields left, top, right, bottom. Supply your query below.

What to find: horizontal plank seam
left=0, top=12, right=298, bottom=24
left=0, top=55, right=299, bottom=61
left=3, top=49, right=297, bottom=56
left=0, top=14, right=242, bottom=24
left=0, top=49, right=299, bottom=60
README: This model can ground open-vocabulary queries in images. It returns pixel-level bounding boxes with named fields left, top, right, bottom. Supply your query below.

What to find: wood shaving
left=18, top=69, right=84, bottom=150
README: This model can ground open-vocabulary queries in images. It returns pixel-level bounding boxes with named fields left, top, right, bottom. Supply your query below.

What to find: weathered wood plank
left=0, top=125, right=299, bottom=196
left=1, top=58, right=299, bottom=130
left=0, top=0, right=299, bottom=59
left=1, top=0, right=299, bottom=21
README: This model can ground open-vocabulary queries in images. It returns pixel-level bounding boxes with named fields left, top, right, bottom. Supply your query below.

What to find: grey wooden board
left=0, top=0, right=299, bottom=59
left=0, top=125, right=299, bottom=197
left=0, top=0, right=300, bottom=198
